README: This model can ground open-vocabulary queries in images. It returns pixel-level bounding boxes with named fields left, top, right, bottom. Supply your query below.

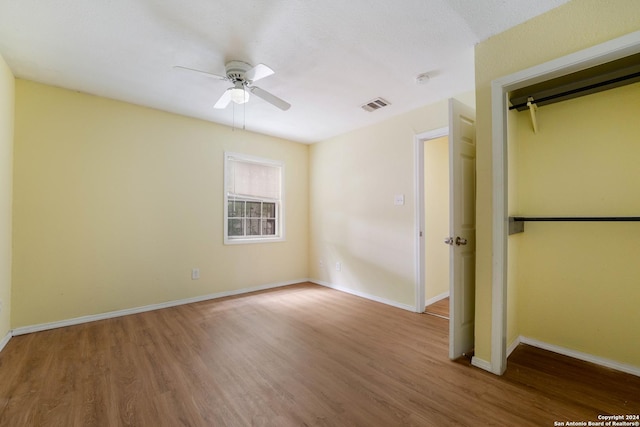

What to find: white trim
left=414, top=135, right=425, bottom=313
left=425, top=291, right=449, bottom=307
left=311, top=279, right=416, bottom=312
left=471, top=356, right=492, bottom=371
left=414, top=127, right=449, bottom=313
left=11, top=279, right=308, bottom=336
left=491, top=78, right=509, bottom=376
left=0, top=331, right=11, bottom=353
left=507, top=336, right=521, bottom=358
left=519, top=336, right=640, bottom=378
left=489, top=30, right=640, bottom=377
left=416, top=127, right=449, bottom=141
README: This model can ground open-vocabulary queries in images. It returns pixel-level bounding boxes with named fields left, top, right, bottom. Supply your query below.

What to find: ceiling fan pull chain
left=232, top=101, right=236, bottom=132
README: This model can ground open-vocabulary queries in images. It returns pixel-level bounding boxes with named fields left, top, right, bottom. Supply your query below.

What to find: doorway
left=490, top=30, right=640, bottom=376
left=415, top=126, right=448, bottom=315
left=423, top=135, right=450, bottom=319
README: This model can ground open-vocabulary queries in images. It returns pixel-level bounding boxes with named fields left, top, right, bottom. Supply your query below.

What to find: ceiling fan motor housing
left=225, top=60, right=252, bottom=83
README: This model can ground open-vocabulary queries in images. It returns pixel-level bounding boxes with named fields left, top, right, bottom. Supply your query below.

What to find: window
left=224, top=152, right=284, bottom=244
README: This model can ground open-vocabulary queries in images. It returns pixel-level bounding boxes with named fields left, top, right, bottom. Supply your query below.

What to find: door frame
left=489, top=30, right=640, bottom=375
left=414, top=127, right=449, bottom=314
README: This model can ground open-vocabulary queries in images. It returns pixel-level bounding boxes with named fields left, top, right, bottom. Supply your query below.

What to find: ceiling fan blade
left=248, top=86, right=291, bottom=111
left=244, top=64, right=274, bottom=83
left=173, top=65, right=227, bottom=81
left=214, top=89, right=232, bottom=109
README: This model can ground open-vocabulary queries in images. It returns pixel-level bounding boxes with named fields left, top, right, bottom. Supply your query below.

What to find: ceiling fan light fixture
left=230, top=86, right=250, bottom=104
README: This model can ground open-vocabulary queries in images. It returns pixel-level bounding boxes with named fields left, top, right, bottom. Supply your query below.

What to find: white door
left=448, top=98, right=476, bottom=360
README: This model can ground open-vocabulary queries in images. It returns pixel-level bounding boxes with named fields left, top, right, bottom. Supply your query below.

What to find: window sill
left=224, top=236, right=285, bottom=245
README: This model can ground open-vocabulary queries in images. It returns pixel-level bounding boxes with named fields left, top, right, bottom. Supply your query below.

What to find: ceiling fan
left=175, top=61, right=291, bottom=111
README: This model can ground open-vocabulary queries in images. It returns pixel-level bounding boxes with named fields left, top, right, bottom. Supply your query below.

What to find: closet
left=506, top=52, right=640, bottom=369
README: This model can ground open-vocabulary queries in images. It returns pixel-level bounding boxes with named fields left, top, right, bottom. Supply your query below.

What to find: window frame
left=223, top=151, right=285, bottom=245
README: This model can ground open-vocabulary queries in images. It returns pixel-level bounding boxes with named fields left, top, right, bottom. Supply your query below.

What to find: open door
left=448, top=98, right=476, bottom=360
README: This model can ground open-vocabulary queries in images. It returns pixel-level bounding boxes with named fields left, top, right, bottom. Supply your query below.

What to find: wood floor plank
left=0, top=283, right=638, bottom=426
left=425, top=297, right=449, bottom=319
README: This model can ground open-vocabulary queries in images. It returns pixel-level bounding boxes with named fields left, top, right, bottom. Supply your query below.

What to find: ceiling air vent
left=361, top=97, right=391, bottom=112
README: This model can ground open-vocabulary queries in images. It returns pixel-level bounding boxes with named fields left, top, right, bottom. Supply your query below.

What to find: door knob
left=444, top=237, right=454, bottom=245
left=455, top=236, right=467, bottom=246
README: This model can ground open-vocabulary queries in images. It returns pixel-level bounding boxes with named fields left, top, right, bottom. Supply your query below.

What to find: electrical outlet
left=336, top=262, right=342, bottom=272
left=319, top=259, right=324, bottom=269
left=191, top=268, right=200, bottom=280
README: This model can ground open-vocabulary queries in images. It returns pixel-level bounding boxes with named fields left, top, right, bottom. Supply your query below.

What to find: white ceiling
left=0, top=0, right=570, bottom=144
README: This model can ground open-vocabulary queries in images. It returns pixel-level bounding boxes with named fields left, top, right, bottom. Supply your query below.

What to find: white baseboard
left=474, top=336, right=640, bottom=378
left=471, top=356, right=492, bottom=372
left=425, top=291, right=449, bottom=307
left=507, top=336, right=521, bottom=358
left=0, top=331, right=11, bottom=353
left=518, top=336, right=640, bottom=378
left=310, top=279, right=416, bottom=312
left=11, top=278, right=309, bottom=336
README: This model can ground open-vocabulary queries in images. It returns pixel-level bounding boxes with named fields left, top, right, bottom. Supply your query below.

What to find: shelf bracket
left=509, top=217, right=525, bottom=235
left=527, top=97, right=538, bottom=134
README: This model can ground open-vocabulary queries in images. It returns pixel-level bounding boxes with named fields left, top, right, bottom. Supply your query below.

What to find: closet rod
left=509, top=70, right=640, bottom=111
left=508, top=216, right=640, bottom=235
left=511, top=216, right=640, bottom=222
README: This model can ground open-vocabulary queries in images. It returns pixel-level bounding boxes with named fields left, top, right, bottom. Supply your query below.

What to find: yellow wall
left=513, top=83, right=640, bottom=366
left=474, top=0, right=640, bottom=364
left=424, top=136, right=450, bottom=301
left=12, top=80, right=309, bottom=327
left=309, top=93, right=474, bottom=308
left=0, top=53, right=14, bottom=339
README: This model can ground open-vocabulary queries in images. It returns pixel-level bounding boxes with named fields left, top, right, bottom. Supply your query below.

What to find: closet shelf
left=509, top=216, right=640, bottom=235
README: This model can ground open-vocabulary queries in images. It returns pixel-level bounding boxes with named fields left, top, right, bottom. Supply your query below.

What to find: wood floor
left=0, top=283, right=638, bottom=426
left=424, top=297, right=449, bottom=319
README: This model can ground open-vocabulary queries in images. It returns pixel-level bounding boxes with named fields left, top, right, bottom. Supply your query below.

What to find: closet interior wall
left=508, top=81, right=640, bottom=368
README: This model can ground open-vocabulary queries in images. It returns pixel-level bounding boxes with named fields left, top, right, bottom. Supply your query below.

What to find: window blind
left=226, top=157, right=281, bottom=200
